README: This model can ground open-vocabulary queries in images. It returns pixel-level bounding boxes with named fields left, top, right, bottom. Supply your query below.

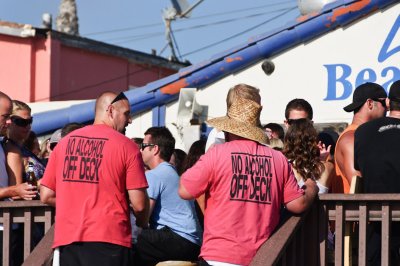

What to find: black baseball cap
left=389, top=80, right=400, bottom=102
left=343, top=82, right=387, bottom=112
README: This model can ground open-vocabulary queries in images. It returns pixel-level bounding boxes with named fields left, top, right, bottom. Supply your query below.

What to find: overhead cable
left=84, top=1, right=294, bottom=36
left=182, top=7, right=297, bottom=57
left=108, top=7, right=295, bottom=44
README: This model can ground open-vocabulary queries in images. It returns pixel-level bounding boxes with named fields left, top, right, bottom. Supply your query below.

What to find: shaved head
left=0, top=91, right=11, bottom=101
left=94, top=91, right=132, bottom=134
left=95, top=92, right=117, bottom=116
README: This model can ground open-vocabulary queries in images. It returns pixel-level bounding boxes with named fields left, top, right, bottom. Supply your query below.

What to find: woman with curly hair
left=283, top=118, right=333, bottom=194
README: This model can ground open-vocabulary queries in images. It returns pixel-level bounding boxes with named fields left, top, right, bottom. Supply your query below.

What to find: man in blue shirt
left=134, top=127, right=202, bottom=266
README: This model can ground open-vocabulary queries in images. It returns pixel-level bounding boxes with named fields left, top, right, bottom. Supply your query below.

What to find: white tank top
left=298, top=179, right=329, bottom=194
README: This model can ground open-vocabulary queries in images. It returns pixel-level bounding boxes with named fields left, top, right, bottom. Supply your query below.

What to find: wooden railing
left=22, top=225, right=54, bottom=266
left=0, top=200, right=54, bottom=266
left=251, top=194, right=400, bottom=266
left=250, top=203, right=320, bottom=266
left=10, top=195, right=400, bottom=265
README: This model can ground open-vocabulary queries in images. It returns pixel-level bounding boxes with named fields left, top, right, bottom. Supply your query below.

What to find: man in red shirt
left=41, top=92, right=149, bottom=266
left=179, top=95, right=318, bottom=266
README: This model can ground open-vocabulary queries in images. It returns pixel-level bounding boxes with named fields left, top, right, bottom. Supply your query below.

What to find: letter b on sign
left=324, top=64, right=352, bottom=101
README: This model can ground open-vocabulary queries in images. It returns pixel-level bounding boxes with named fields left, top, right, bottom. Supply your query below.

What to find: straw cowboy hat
left=206, top=97, right=268, bottom=144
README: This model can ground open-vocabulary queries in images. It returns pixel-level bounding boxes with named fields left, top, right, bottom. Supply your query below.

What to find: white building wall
left=129, top=4, right=400, bottom=139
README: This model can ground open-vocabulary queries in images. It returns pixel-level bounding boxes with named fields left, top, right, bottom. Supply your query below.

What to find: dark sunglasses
left=110, top=92, right=128, bottom=105
left=372, top=98, right=386, bottom=108
left=11, top=116, right=33, bottom=127
left=286, top=118, right=309, bottom=125
left=50, top=142, right=57, bottom=151
left=140, top=143, right=156, bottom=151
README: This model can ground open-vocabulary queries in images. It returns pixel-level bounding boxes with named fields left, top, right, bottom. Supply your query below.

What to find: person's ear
left=284, top=120, right=289, bottom=130
left=106, top=105, right=114, bottom=118
left=153, top=144, right=160, bottom=156
left=366, top=99, right=374, bottom=110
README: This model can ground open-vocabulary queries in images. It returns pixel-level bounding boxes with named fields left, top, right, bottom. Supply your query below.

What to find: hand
left=318, top=141, right=331, bottom=161
left=304, top=178, right=319, bottom=195
left=15, top=183, right=38, bottom=201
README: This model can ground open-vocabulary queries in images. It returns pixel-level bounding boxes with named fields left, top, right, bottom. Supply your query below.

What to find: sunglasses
left=11, top=116, right=33, bottom=127
left=286, top=118, right=309, bottom=125
left=50, top=142, right=57, bottom=151
left=140, top=143, right=156, bottom=151
left=110, top=92, right=128, bottom=105
left=372, top=98, right=386, bottom=108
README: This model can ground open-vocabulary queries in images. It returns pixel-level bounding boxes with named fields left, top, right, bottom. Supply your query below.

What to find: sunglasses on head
left=11, top=116, right=33, bottom=127
left=140, top=143, right=156, bottom=151
left=110, top=92, right=128, bottom=105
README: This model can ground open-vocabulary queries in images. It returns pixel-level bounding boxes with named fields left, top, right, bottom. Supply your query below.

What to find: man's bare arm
left=178, top=182, right=194, bottom=200
left=128, top=188, right=149, bottom=228
left=336, top=133, right=361, bottom=185
left=179, top=182, right=205, bottom=213
left=5, top=145, right=24, bottom=185
left=285, top=178, right=318, bottom=214
left=196, top=194, right=205, bottom=214
left=40, top=185, right=56, bottom=206
left=148, top=198, right=156, bottom=221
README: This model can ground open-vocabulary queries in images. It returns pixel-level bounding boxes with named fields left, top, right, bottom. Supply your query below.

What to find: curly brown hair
left=283, top=118, right=324, bottom=181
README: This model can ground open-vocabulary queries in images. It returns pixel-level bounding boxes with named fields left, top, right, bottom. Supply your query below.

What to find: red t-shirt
left=41, top=124, right=148, bottom=248
left=181, top=140, right=303, bottom=265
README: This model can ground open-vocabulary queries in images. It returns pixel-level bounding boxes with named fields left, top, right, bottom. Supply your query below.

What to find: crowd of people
left=0, top=80, right=399, bottom=266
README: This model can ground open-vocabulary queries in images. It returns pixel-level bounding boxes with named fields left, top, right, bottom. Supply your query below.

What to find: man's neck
left=148, top=158, right=166, bottom=170
left=388, top=110, right=400, bottom=119
left=226, top=133, right=246, bottom=142
left=352, top=111, right=374, bottom=126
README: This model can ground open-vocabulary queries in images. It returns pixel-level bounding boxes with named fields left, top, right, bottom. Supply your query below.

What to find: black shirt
left=354, top=116, right=400, bottom=193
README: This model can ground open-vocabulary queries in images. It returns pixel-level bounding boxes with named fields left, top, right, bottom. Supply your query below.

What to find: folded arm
left=285, top=178, right=319, bottom=214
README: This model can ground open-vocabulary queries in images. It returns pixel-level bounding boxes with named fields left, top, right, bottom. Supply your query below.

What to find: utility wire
left=85, top=22, right=161, bottom=36
left=181, top=0, right=294, bottom=21
left=108, top=7, right=294, bottom=44
left=84, top=1, right=294, bottom=36
left=182, top=7, right=297, bottom=57
left=37, top=4, right=296, bottom=101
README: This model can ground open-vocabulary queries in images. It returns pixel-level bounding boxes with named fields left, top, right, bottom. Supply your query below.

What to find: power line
left=107, top=7, right=295, bottom=44
left=183, top=1, right=294, bottom=21
left=85, top=22, right=162, bottom=36
left=181, top=7, right=297, bottom=57
left=36, top=4, right=297, bottom=101
left=83, top=1, right=294, bottom=36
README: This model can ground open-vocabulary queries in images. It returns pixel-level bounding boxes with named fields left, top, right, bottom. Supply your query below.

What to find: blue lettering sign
left=325, top=15, right=400, bottom=101
left=355, top=68, right=377, bottom=86
left=381, top=67, right=400, bottom=89
left=324, top=64, right=352, bottom=101
left=378, top=15, right=400, bottom=63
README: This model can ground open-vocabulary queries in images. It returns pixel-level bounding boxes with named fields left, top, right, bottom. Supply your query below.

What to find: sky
left=0, top=0, right=300, bottom=64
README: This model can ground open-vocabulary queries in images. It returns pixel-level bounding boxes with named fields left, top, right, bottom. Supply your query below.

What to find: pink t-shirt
left=41, top=124, right=148, bottom=248
left=181, top=140, right=303, bottom=265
